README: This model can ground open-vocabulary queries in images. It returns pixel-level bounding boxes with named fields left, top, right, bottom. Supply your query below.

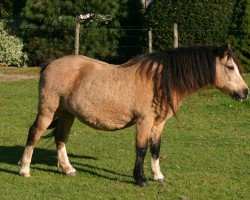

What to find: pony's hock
left=19, top=45, right=249, bottom=186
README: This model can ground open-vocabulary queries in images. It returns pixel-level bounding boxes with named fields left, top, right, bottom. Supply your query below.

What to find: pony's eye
left=226, top=65, right=234, bottom=71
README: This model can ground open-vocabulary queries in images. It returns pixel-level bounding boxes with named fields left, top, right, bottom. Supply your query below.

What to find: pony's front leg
left=133, top=118, right=153, bottom=187
left=150, top=119, right=166, bottom=184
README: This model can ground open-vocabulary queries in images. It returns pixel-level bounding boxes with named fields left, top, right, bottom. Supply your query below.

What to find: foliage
left=229, top=0, right=250, bottom=72
left=0, top=68, right=249, bottom=199
left=145, top=0, right=235, bottom=49
left=21, top=0, right=128, bottom=65
left=0, top=19, right=28, bottom=66
left=117, top=0, right=146, bottom=62
left=0, top=0, right=26, bottom=17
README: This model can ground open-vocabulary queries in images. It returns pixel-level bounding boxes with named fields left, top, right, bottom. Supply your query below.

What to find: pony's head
left=214, top=45, right=249, bottom=101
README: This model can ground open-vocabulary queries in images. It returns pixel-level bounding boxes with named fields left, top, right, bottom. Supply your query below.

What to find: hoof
left=135, top=180, right=148, bottom=187
left=62, top=171, right=77, bottom=176
left=155, top=178, right=165, bottom=185
left=67, top=171, right=77, bottom=176
left=19, top=172, right=31, bottom=177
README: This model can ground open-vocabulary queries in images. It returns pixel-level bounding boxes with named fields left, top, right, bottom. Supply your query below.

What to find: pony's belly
left=76, top=114, right=134, bottom=131
left=70, top=103, right=134, bottom=130
left=66, top=78, right=136, bottom=130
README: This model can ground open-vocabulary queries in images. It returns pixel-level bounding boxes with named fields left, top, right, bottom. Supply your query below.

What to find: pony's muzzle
left=243, top=88, right=249, bottom=98
left=233, top=87, right=249, bottom=101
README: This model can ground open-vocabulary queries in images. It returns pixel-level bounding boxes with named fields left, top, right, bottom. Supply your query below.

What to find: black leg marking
left=150, top=137, right=165, bottom=184
left=150, top=138, right=161, bottom=160
left=133, top=145, right=148, bottom=187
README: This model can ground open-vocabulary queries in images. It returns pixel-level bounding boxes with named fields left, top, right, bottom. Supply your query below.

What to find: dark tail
left=41, top=114, right=71, bottom=143
left=39, top=59, right=55, bottom=74
left=47, top=117, right=59, bottom=129
left=41, top=117, right=59, bottom=139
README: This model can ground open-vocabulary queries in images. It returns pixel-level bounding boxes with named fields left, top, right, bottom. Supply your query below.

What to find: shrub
left=0, top=19, right=28, bottom=67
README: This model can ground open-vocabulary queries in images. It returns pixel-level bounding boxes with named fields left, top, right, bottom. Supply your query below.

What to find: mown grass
left=0, top=68, right=249, bottom=200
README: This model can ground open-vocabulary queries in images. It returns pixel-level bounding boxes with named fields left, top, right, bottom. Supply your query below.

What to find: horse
left=19, top=44, right=249, bottom=187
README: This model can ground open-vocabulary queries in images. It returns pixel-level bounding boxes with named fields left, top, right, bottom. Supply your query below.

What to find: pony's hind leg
left=150, top=119, right=166, bottom=184
left=54, top=111, right=76, bottom=176
left=19, top=113, right=56, bottom=177
left=19, top=92, right=60, bottom=177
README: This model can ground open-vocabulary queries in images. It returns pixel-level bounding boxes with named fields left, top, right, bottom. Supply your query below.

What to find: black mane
left=122, top=45, right=241, bottom=116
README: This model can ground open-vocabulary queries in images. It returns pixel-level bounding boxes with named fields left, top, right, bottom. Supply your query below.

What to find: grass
left=0, top=66, right=40, bottom=75
left=0, top=68, right=249, bottom=200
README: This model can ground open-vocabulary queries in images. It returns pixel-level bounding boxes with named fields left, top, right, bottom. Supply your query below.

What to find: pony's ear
left=220, top=44, right=231, bottom=52
left=219, top=44, right=231, bottom=57
left=213, top=44, right=231, bottom=58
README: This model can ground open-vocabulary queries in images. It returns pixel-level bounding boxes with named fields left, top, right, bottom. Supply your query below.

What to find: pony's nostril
left=243, top=88, right=249, bottom=97
left=233, top=92, right=241, bottom=100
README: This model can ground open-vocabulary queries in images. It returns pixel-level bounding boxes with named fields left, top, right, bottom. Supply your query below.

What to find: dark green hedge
left=15, top=0, right=250, bottom=71
left=229, top=0, right=250, bottom=72
left=145, top=0, right=235, bottom=49
left=145, top=0, right=250, bottom=72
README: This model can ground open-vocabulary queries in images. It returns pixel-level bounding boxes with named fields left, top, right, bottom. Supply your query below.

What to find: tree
left=145, top=0, right=235, bottom=50
left=229, top=0, right=250, bottom=72
left=0, top=0, right=26, bottom=17
left=21, top=0, right=127, bottom=65
left=117, top=0, right=145, bottom=62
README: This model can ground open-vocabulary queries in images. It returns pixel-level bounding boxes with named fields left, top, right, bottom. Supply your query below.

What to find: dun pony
left=19, top=45, right=248, bottom=187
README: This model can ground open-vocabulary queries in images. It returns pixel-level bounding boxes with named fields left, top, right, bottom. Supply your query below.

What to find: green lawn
left=0, top=68, right=249, bottom=200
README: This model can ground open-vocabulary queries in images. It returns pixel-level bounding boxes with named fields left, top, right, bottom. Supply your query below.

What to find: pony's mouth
left=231, top=91, right=248, bottom=102
left=221, top=87, right=248, bottom=101
left=232, top=93, right=243, bottom=101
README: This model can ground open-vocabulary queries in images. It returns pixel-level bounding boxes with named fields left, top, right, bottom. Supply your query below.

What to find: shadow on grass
left=72, top=162, right=134, bottom=184
left=0, top=145, right=134, bottom=184
left=0, top=145, right=57, bottom=166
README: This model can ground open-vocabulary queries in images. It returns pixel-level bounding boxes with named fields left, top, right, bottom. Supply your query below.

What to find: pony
left=19, top=44, right=249, bottom=187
